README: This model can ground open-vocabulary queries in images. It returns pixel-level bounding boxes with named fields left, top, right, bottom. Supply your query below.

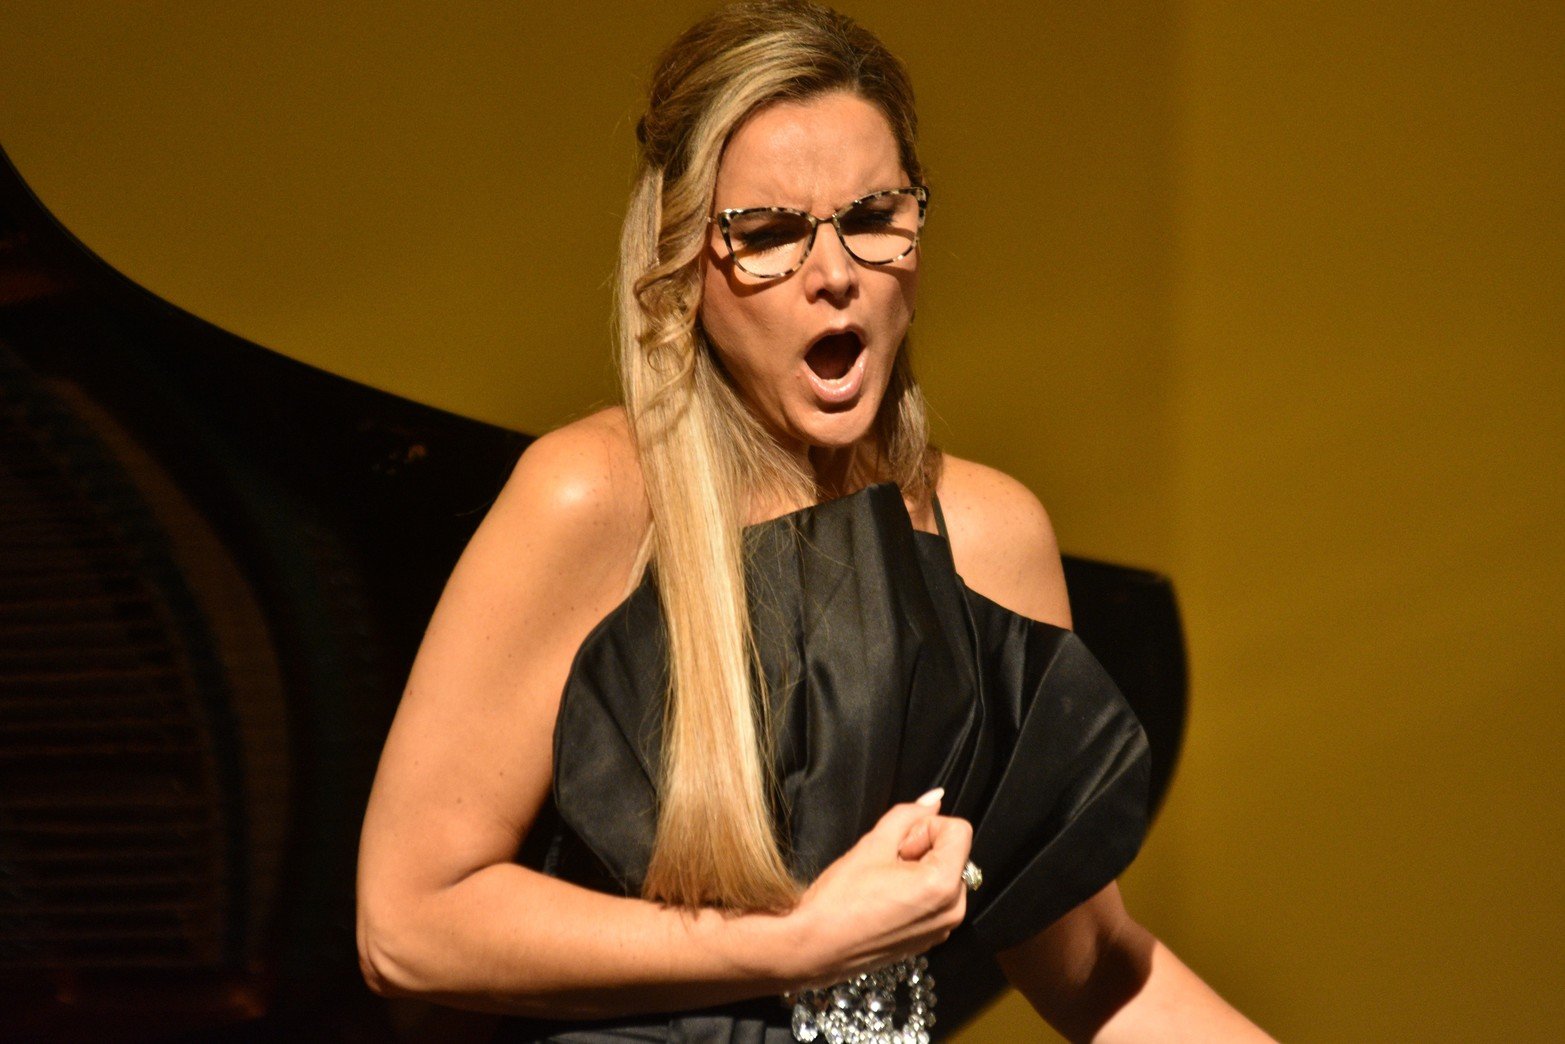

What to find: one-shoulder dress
left=496, top=482, right=1151, bottom=1043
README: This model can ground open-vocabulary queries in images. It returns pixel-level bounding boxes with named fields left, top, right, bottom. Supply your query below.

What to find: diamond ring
left=961, top=860, right=983, bottom=892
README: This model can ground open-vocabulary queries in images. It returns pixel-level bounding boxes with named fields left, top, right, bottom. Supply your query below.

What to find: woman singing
left=357, top=2, right=1273, bottom=1039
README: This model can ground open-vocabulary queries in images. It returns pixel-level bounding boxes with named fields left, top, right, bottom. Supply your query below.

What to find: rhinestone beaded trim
left=788, top=955, right=936, bottom=1044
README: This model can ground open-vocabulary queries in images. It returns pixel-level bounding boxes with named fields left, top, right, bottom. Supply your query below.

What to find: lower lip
left=803, top=345, right=868, bottom=405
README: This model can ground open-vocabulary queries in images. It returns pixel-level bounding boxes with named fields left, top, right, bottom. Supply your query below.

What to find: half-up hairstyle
left=616, top=0, right=941, bottom=913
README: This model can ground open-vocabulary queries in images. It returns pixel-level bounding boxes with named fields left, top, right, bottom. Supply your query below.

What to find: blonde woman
left=357, top=2, right=1272, bottom=1040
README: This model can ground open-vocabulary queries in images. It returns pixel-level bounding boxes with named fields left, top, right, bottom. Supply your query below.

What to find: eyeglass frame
left=708, top=185, right=930, bottom=279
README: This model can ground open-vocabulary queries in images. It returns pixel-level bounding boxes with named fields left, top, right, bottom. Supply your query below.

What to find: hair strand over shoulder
left=615, top=0, right=940, bottom=912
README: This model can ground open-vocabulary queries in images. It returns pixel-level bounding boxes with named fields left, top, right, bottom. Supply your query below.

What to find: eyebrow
left=717, top=185, right=909, bottom=214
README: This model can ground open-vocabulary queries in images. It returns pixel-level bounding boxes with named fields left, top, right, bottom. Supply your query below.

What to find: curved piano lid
left=0, top=4, right=726, bottom=434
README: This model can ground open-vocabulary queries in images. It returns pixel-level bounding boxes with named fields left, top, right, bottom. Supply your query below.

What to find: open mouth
left=805, top=331, right=864, bottom=381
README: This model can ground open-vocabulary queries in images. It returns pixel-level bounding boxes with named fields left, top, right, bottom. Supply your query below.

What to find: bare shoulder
left=382, top=406, right=646, bottom=809
left=360, top=408, right=647, bottom=890
left=428, top=406, right=649, bottom=662
left=936, top=455, right=1072, bottom=629
left=503, top=406, right=643, bottom=528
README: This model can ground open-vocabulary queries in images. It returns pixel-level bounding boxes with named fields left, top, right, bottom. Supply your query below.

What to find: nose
left=802, top=220, right=858, bottom=302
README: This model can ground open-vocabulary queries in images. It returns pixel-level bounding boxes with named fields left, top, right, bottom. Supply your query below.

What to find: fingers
left=922, top=814, right=974, bottom=875
left=865, top=789, right=943, bottom=855
left=903, top=815, right=973, bottom=923
left=899, top=815, right=974, bottom=927
left=796, top=797, right=974, bottom=985
left=896, top=816, right=935, bottom=860
left=926, top=812, right=973, bottom=852
left=884, top=787, right=972, bottom=867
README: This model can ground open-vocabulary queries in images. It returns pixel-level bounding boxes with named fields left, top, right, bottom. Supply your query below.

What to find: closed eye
left=737, top=225, right=798, bottom=249
left=840, top=208, right=898, bottom=234
left=729, top=213, right=809, bottom=252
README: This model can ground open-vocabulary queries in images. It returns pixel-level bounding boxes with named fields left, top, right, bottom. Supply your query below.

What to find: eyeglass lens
left=726, top=192, right=921, bottom=277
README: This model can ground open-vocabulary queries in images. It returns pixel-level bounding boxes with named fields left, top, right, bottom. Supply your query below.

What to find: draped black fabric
left=499, top=483, right=1150, bottom=1042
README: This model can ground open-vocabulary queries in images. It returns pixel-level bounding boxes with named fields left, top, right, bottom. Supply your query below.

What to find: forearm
left=997, top=886, right=1274, bottom=1043
left=1083, top=924, right=1274, bottom=1043
left=358, top=862, right=798, bottom=1019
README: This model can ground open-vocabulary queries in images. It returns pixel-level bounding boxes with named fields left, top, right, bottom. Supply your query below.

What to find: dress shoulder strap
left=930, top=492, right=950, bottom=541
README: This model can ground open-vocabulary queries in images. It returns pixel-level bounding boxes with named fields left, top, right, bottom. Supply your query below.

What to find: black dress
left=497, top=483, right=1151, bottom=1043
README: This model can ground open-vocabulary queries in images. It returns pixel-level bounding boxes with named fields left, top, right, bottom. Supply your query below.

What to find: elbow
left=357, top=933, right=405, bottom=999
left=356, top=892, right=426, bottom=999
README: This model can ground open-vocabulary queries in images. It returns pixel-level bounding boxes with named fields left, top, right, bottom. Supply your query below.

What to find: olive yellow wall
left=3, top=3, right=1560, bottom=1041
left=1163, top=5, right=1563, bottom=1041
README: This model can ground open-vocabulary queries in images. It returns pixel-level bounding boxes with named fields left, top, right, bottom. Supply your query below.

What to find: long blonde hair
left=617, top=0, right=941, bottom=912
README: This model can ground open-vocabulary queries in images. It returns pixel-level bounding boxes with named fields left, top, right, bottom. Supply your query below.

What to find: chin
left=786, top=396, right=883, bottom=453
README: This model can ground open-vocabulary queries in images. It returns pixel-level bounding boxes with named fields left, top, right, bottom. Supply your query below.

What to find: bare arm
left=997, top=884, right=1275, bottom=1042
left=360, top=809, right=967, bottom=1018
left=941, top=457, right=1272, bottom=1040
left=356, top=414, right=971, bottom=1018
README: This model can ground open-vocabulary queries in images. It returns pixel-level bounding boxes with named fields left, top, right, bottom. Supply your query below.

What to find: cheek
left=698, top=268, right=787, bottom=384
left=698, top=251, right=742, bottom=341
left=697, top=272, right=749, bottom=375
left=873, top=264, right=919, bottom=340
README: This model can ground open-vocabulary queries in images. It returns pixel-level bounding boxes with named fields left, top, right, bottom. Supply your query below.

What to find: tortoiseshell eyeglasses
left=709, top=185, right=929, bottom=279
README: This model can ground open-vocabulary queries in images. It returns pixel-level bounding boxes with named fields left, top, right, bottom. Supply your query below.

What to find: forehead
left=714, top=91, right=905, bottom=210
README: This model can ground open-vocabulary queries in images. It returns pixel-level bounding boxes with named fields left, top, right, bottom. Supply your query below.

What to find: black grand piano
left=0, top=146, right=1186, bottom=1041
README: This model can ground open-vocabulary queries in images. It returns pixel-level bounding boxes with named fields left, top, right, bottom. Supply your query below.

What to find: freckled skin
left=699, top=91, right=919, bottom=467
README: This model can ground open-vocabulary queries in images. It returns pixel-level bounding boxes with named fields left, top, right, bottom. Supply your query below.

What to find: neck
left=744, top=437, right=881, bottom=525
left=808, top=442, right=876, bottom=499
